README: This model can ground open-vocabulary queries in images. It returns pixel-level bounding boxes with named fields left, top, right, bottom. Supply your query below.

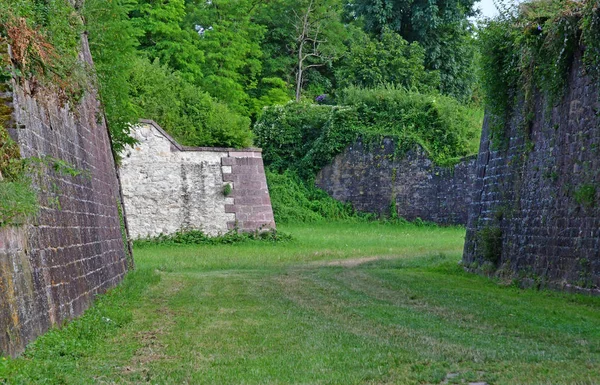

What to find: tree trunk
left=296, top=60, right=303, bottom=102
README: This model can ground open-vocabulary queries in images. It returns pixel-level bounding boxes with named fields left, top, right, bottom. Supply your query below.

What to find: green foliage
left=132, top=0, right=204, bottom=83
left=255, top=88, right=482, bottom=181
left=335, top=28, right=439, bottom=93
left=83, top=0, right=140, bottom=154
left=129, top=57, right=253, bottom=148
left=266, top=170, right=357, bottom=223
left=185, top=0, right=267, bottom=115
left=0, top=127, right=38, bottom=226
left=255, top=0, right=350, bottom=103
left=339, top=87, right=482, bottom=165
left=574, top=184, right=597, bottom=207
left=222, top=183, right=232, bottom=197
left=254, top=103, right=335, bottom=173
left=0, top=0, right=88, bottom=105
left=0, top=178, right=37, bottom=226
left=134, top=228, right=293, bottom=248
left=581, top=0, right=600, bottom=75
left=0, top=126, right=21, bottom=180
left=478, top=226, right=503, bottom=266
left=479, top=0, right=600, bottom=149
left=349, top=0, right=477, bottom=101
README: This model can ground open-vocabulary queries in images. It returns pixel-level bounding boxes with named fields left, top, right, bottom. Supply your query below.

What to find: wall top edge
left=138, top=119, right=262, bottom=153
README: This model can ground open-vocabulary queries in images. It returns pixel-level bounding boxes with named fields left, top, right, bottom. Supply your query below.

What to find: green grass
left=1, top=222, right=599, bottom=384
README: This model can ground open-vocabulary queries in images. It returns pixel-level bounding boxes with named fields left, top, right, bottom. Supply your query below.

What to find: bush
left=0, top=126, right=38, bottom=226
left=129, top=57, right=253, bottom=148
left=254, top=87, right=482, bottom=180
left=266, top=170, right=356, bottom=223
left=253, top=103, right=336, bottom=173
left=479, top=226, right=503, bottom=266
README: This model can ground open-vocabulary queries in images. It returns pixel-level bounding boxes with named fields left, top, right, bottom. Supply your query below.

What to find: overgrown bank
left=479, top=0, right=600, bottom=148
left=256, top=87, right=483, bottom=222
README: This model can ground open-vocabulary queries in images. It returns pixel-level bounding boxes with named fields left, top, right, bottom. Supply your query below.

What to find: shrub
left=129, top=57, right=253, bottom=148
left=253, top=103, right=335, bottom=173
left=265, top=170, right=356, bottom=223
left=478, top=226, right=503, bottom=266
left=254, top=87, right=482, bottom=180
left=574, top=184, right=597, bottom=207
left=133, top=228, right=292, bottom=248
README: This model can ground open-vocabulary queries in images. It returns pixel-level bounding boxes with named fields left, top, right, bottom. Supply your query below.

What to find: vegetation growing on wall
left=478, top=0, right=600, bottom=148
left=0, top=0, right=88, bottom=105
left=255, top=87, right=482, bottom=222
left=0, top=127, right=37, bottom=226
left=255, top=87, right=482, bottom=179
left=266, top=170, right=356, bottom=223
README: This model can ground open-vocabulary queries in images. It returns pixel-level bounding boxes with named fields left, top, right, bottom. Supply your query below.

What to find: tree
left=348, top=0, right=477, bottom=101
left=255, top=0, right=348, bottom=102
left=292, top=0, right=346, bottom=101
left=335, top=28, right=439, bottom=92
left=131, top=0, right=204, bottom=83
left=84, top=0, right=140, bottom=154
left=184, top=0, right=267, bottom=115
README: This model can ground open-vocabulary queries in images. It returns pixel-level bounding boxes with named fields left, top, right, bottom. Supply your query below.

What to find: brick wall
left=463, top=48, right=600, bottom=291
left=120, top=120, right=275, bottom=239
left=316, top=137, right=477, bottom=225
left=0, top=35, right=129, bottom=356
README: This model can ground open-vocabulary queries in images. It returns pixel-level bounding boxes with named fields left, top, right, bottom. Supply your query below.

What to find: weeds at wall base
left=133, top=228, right=293, bottom=248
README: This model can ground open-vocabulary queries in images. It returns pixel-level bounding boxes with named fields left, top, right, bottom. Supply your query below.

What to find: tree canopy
left=2, top=0, right=481, bottom=151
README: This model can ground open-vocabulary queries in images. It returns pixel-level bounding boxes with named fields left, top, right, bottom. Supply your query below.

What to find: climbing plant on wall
left=478, top=0, right=600, bottom=148
left=255, top=86, right=482, bottom=180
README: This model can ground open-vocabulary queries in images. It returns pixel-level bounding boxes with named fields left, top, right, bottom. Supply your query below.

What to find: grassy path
left=1, top=222, right=599, bottom=384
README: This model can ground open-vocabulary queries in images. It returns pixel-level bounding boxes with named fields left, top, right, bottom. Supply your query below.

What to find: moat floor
left=1, top=222, right=599, bottom=384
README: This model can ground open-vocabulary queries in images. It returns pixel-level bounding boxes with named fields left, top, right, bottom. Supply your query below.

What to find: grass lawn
left=1, top=222, right=599, bottom=384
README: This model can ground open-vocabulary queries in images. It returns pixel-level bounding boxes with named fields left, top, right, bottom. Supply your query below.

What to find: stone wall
left=119, top=120, right=275, bottom=239
left=463, top=49, right=600, bottom=291
left=0, top=36, right=129, bottom=356
left=316, top=137, right=477, bottom=225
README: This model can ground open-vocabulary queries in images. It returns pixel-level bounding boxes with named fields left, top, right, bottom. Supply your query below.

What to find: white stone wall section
left=119, top=120, right=275, bottom=239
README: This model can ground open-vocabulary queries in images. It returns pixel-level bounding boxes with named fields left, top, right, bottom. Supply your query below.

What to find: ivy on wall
left=254, top=87, right=482, bottom=180
left=479, top=0, right=600, bottom=149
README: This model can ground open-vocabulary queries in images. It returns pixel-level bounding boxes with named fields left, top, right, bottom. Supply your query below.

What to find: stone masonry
left=0, top=35, right=129, bottom=356
left=316, top=137, right=477, bottom=225
left=463, top=48, right=600, bottom=291
left=119, top=120, right=275, bottom=239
